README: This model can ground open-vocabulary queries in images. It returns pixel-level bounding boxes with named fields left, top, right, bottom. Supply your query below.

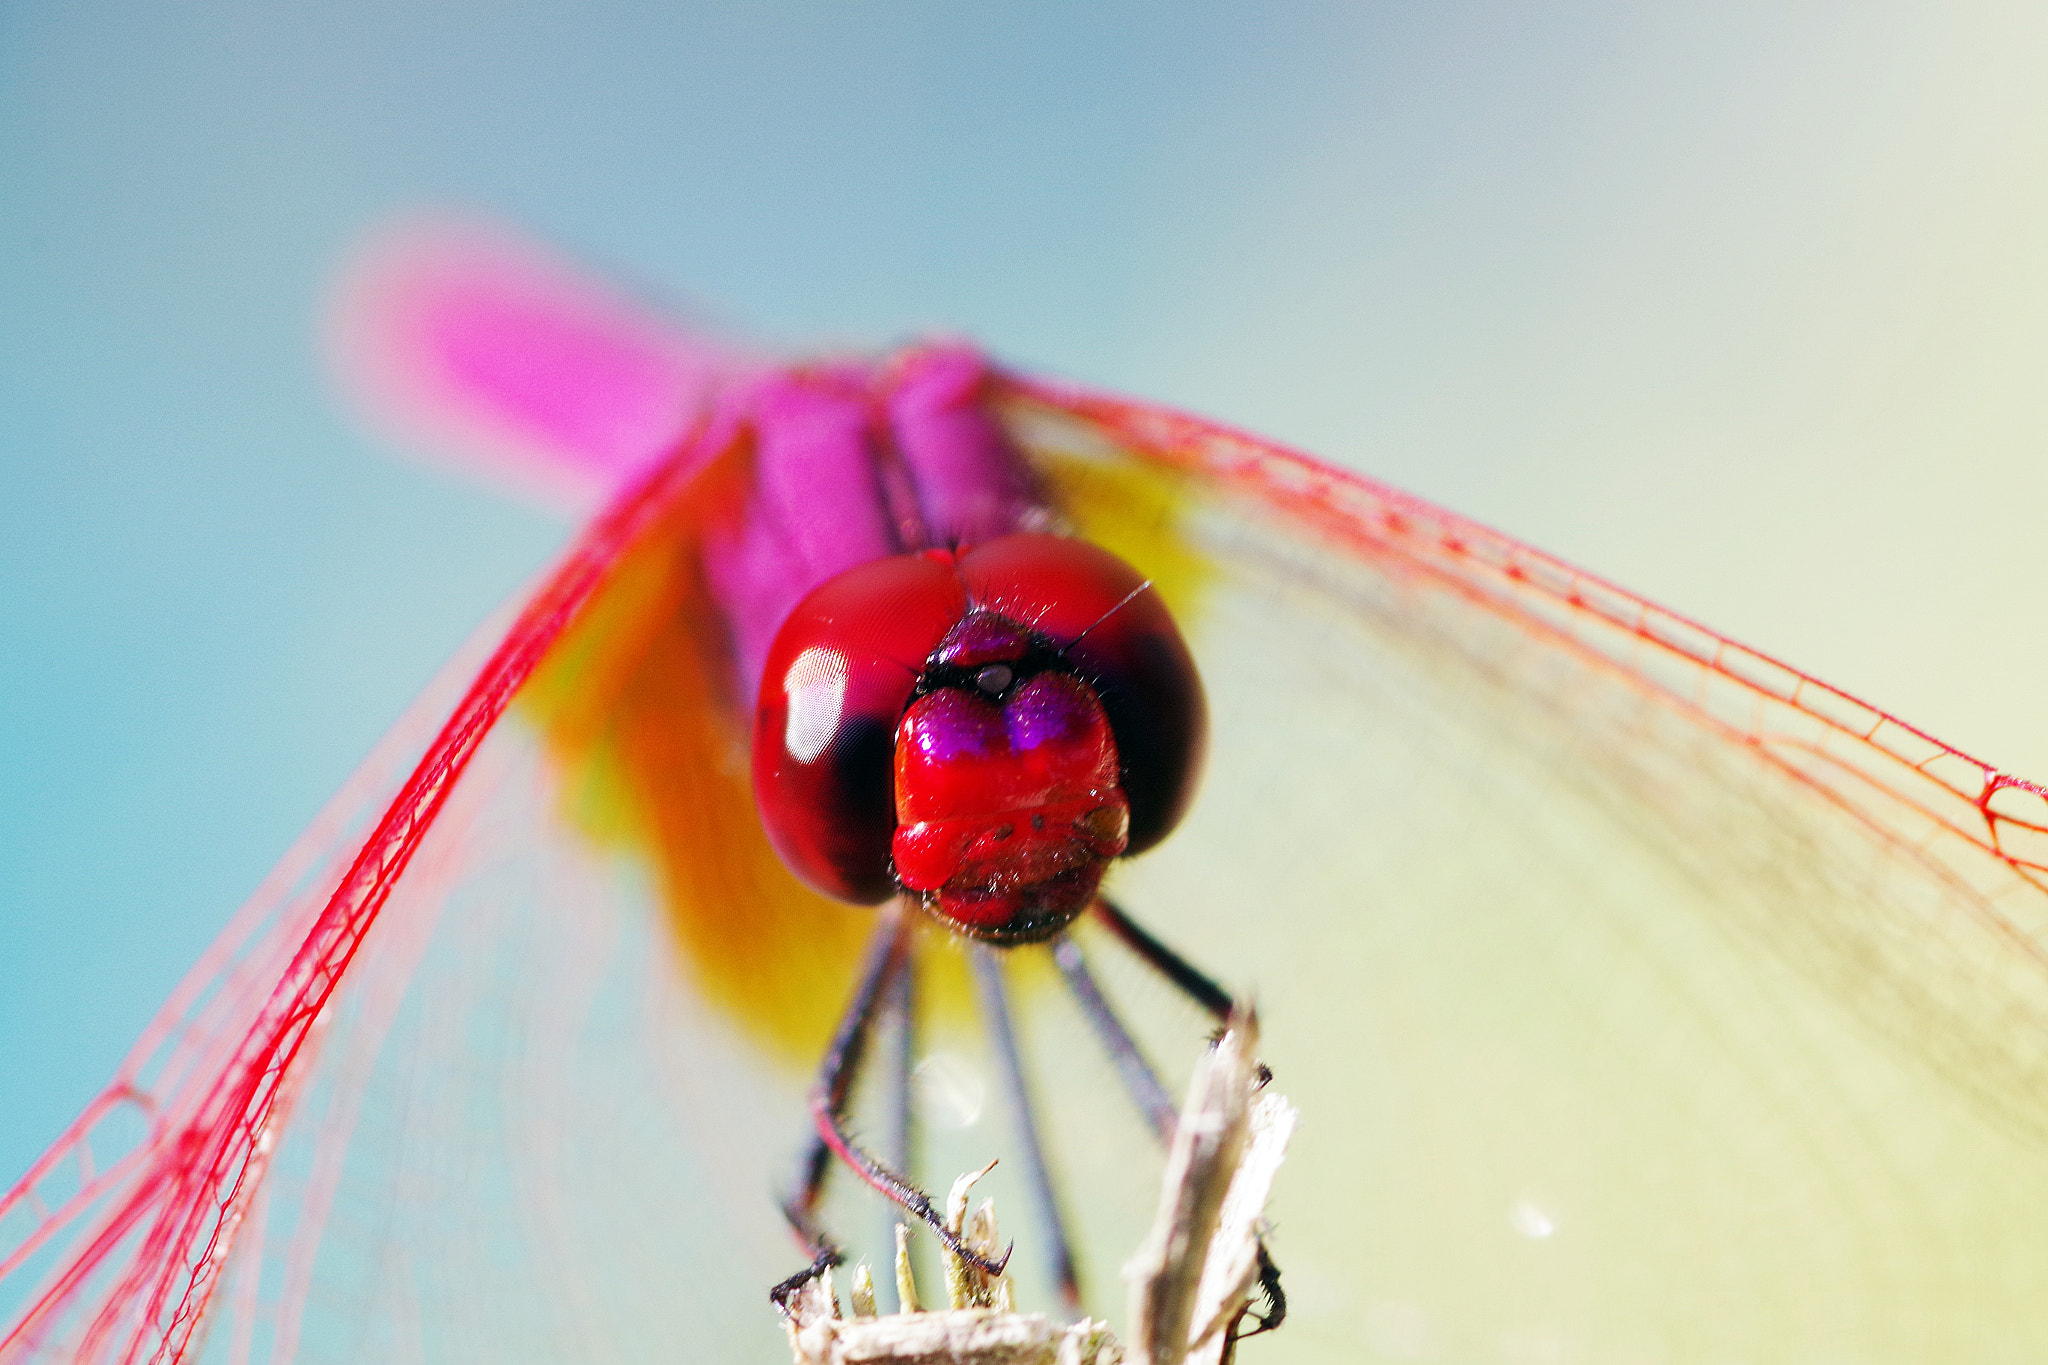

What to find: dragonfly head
left=751, top=533, right=1206, bottom=940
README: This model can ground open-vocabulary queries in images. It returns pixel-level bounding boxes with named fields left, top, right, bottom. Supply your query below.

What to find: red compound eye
left=752, top=552, right=966, bottom=903
left=751, top=533, right=1206, bottom=934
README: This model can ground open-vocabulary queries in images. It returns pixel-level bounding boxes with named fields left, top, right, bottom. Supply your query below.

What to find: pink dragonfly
left=6, top=218, right=2048, bottom=1365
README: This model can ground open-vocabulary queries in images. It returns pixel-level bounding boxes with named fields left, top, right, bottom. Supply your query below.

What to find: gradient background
left=4, top=1, right=2047, bottom=1192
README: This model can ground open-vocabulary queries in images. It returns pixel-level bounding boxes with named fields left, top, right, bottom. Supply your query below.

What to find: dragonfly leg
left=1090, top=896, right=1232, bottom=1021
left=1243, top=1242, right=1288, bottom=1336
left=1083, top=896, right=1288, bottom=1351
left=1206, top=1243, right=1290, bottom=1365
left=969, top=943, right=1082, bottom=1316
left=1052, top=934, right=1178, bottom=1143
left=779, top=908, right=906, bottom=1261
left=768, top=1247, right=843, bottom=1314
left=884, top=940, right=916, bottom=1176
left=774, top=951, right=919, bottom=1313
left=776, top=901, right=1009, bottom=1314
left=881, top=939, right=917, bottom=1309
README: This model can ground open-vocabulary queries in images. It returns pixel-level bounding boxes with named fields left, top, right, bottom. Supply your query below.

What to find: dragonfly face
left=751, top=533, right=1206, bottom=943
left=892, top=612, right=1131, bottom=941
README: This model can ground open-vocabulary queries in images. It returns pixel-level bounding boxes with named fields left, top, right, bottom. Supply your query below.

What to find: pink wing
left=11, top=223, right=2048, bottom=1365
left=325, top=216, right=743, bottom=509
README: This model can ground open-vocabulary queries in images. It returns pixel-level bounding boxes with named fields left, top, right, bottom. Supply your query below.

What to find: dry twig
left=782, top=1013, right=1294, bottom=1365
left=1125, top=1012, right=1293, bottom=1365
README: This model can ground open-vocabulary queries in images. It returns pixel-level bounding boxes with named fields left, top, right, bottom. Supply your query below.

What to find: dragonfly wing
left=0, top=453, right=854, bottom=1364
left=326, top=218, right=743, bottom=510
left=0, top=591, right=527, bottom=1364
left=997, top=377, right=2048, bottom=1363
left=16, top=222, right=2048, bottom=1365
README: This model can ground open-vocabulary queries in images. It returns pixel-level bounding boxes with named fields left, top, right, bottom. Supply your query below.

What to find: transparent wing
left=1002, top=378, right=2048, bottom=1363
left=11, top=227, right=2048, bottom=1365
left=0, top=632, right=472, bottom=1365
left=0, top=454, right=831, bottom=1364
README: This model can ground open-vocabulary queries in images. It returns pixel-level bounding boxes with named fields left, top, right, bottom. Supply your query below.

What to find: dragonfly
left=5, top=218, right=2048, bottom=1365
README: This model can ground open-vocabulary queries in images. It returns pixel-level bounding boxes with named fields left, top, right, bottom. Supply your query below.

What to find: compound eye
left=958, top=534, right=1207, bottom=855
left=752, top=552, right=967, bottom=903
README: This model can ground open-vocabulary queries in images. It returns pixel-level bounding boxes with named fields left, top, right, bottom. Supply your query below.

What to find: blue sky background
left=5, top=1, right=2048, bottom=1184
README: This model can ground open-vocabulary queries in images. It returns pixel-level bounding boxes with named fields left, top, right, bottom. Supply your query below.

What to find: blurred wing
left=996, top=375, right=2048, bottom=1363
left=0, top=445, right=860, bottom=1365
left=13, top=217, right=2048, bottom=1365
left=325, top=217, right=744, bottom=510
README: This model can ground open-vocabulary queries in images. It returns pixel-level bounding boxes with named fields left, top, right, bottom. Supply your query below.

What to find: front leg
left=771, top=901, right=1009, bottom=1314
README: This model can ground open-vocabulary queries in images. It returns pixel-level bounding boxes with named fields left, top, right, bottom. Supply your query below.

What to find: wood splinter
left=781, top=1013, right=1294, bottom=1365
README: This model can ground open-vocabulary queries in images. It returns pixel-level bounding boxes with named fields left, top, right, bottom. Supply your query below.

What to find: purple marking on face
left=888, top=347, right=1040, bottom=546
left=905, top=688, right=1003, bottom=765
left=1004, top=674, right=1096, bottom=753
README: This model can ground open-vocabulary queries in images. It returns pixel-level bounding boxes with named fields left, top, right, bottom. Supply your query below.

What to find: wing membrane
left=1009, top=379, right=2048, bottom=1362
left=10, top=238, right=2048, bottom=1363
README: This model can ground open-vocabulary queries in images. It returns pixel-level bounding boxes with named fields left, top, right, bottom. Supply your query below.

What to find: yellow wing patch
left=519, top=437, right=873, bottom=1062
left=519, top=406, right=1210, bottom=1061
